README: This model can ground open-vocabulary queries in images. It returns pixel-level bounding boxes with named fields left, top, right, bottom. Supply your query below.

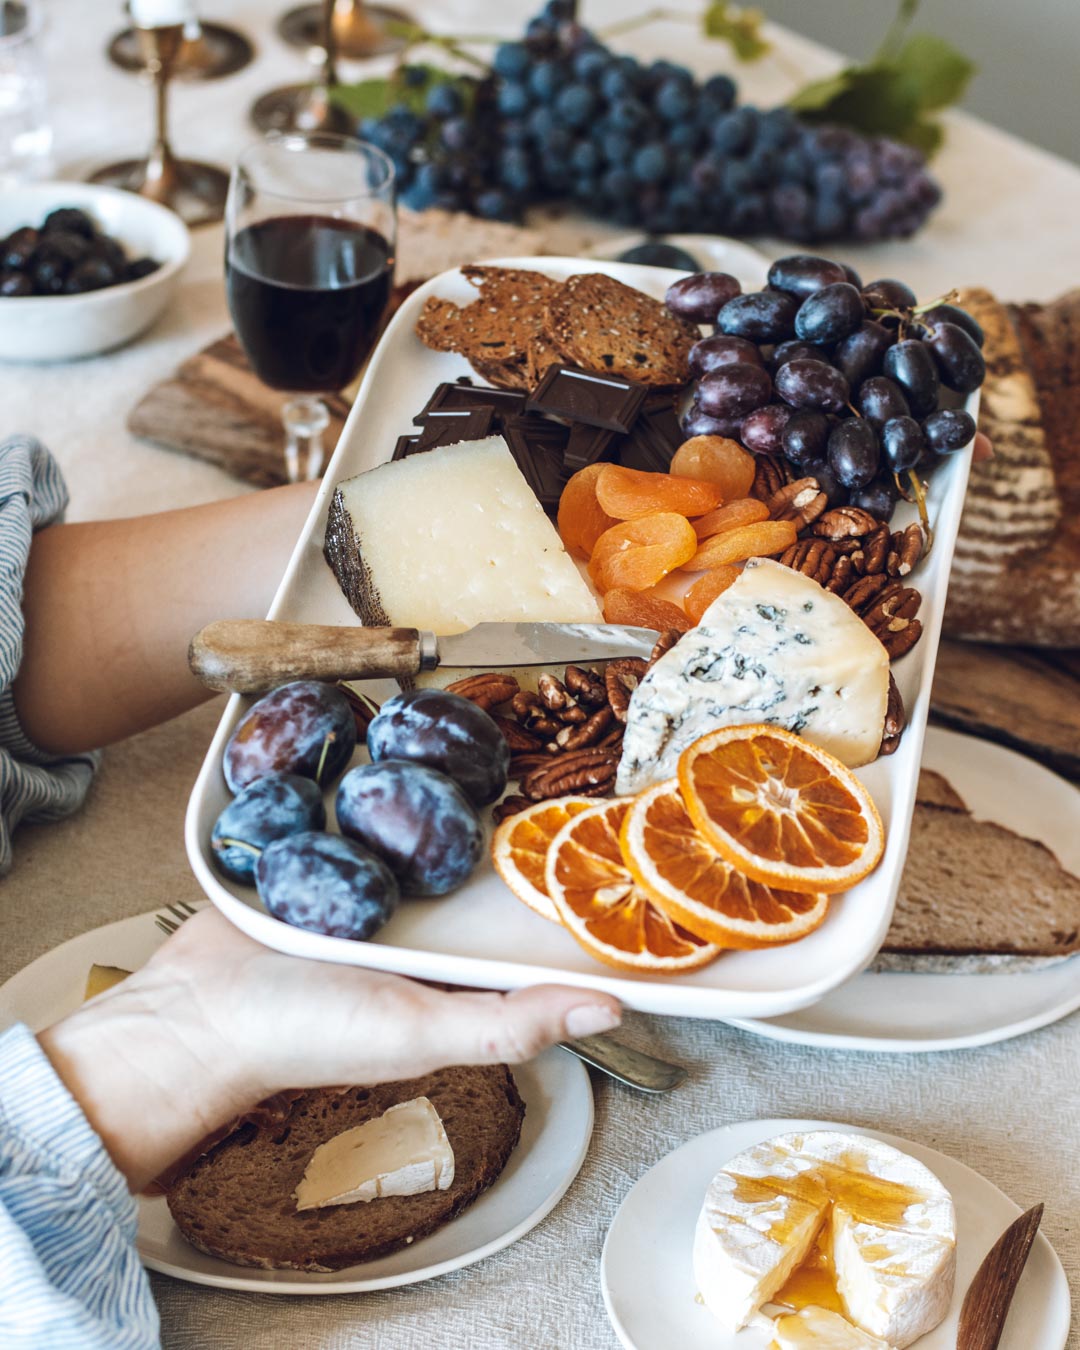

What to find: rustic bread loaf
left=166, top=1065, right=525, bottom=1272
left=871, top=767, right=1080, bottom=971
left=944, top=287, right=1080, bottom=645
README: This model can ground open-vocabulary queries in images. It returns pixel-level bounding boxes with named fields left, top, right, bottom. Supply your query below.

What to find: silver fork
left=152, top=902, right=687, bottom=1093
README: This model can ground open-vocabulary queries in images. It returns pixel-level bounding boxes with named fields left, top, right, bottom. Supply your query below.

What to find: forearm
left=13, top=480, right=319, bottom=755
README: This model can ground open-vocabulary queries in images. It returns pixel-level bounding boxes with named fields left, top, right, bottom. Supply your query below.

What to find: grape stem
left=215, top=837, right=262, bottom=857
left=910, top=288, right=959, bottom=316
left=903, top=469, right=934, bottom=556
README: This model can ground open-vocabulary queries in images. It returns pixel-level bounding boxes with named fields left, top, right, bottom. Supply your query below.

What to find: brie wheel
left=693, top=1131, right=956, bottom=1348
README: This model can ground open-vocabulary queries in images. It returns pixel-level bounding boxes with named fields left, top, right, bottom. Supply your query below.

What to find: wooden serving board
left=127, top=333, right=352, bottom=488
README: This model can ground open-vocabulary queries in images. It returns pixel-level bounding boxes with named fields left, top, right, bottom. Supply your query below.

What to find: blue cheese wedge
left=323, top=436, right=601, bottom=635
left=616, top=558, right=889, bottom=794
left=294, top=1097, right=454, bottom=1211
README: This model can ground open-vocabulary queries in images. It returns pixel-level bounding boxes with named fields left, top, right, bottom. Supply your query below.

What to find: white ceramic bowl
left=0, top=182, right=190, bottom=362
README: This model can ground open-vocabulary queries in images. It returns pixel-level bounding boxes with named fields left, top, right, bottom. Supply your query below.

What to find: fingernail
left=565, top=1003, right=622, bottom=1038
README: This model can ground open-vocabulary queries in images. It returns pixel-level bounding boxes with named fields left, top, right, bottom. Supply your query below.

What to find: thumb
left=423, top=985, right=622, bottom=1069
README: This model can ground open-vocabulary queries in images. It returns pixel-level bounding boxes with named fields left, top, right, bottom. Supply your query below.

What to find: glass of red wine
left=225, top=132, right=395, bottom=481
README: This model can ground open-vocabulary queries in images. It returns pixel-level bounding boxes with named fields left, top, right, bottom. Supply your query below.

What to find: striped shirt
left=0, top=434, right=99, bottom=874
left=0, top=1023, right=159, bottom=1346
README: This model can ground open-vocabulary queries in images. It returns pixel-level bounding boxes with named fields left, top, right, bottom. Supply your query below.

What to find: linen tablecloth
left=3, top=3, right=1079, bottom=1346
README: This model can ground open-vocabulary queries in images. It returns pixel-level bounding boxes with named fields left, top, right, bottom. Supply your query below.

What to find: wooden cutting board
left=127, top=333, right=352, bottom=488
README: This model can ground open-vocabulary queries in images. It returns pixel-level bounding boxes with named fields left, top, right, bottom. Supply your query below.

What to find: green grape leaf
left=330, top=65, right=474, bottom=122
left=893, top=32, right=975, bottom=110
left=329, top=77, right=397, bottom=122
left=702, top=2, right=771, bottom=62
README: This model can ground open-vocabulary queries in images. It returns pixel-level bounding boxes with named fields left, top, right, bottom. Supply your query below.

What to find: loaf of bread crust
left=944, top=288, right=1080, bottom=645
left=166, top=1065, right=525, bottom=1272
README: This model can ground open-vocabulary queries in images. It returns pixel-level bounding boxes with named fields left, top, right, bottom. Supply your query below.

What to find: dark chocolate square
left=414, top=382, right=528, bottom=425
left=526, top=364, right=648, bottom=433
left=414, top=406, right=496, bottom=450
left=564, top=421, right=622, bottom=472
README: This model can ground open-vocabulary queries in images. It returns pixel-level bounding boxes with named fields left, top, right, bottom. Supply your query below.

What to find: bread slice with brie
left=692, top=1130, right=955, bottom=1348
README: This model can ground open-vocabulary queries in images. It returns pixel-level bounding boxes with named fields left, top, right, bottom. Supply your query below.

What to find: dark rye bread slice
left=414, top=265, right=560, bottom=386
left=876, top=776, right=1080, bottom=964
left=167, top=1065, right=525, bottom=1272
left=543, top=272, right=698, bottom=388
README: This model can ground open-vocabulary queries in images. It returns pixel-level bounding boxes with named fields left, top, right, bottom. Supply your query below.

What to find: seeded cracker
left=543, top=272, right=699, bottom=388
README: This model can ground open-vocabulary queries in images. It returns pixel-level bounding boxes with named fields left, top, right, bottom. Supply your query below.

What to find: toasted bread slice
left=543, top=272, right=699, bottom=387
left=915, top=767, right=969, bottom=813
left=166, top=1065, right=525, bottom=1272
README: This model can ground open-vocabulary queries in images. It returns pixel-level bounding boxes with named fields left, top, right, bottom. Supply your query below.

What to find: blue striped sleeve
left=0, top=435, right=99, bottom=875
left=0, top=1023, right=160, bottom=1347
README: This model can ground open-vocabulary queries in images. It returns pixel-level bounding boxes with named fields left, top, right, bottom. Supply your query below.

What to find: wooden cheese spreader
left=189, top=618, right=658, bottom=694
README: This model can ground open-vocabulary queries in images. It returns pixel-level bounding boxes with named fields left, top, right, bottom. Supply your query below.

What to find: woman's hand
left=38, top=908, right=621, bottom=1191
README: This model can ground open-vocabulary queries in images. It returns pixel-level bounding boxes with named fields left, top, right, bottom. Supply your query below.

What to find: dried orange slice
left=619, top=779, right=829, bottom=947
left=492, top=797, right=598, bottom=924
left=678, top=726, right=884, bottom=895
left=544, top=799, right=719, bottom=973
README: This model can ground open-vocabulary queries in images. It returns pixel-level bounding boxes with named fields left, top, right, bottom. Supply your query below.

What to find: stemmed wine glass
left=224, top=133, right=396, bottom=482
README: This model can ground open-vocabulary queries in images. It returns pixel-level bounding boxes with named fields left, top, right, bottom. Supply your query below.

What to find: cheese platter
left=185, top=255, right=980, bottom=1020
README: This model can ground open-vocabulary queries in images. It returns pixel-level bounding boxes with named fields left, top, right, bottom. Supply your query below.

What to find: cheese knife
left=189, top=618, right=659, bottom=694
left=957, top=1202, right=1044, bottom=1350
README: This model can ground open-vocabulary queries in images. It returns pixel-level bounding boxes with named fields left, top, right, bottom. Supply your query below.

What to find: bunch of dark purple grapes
left=667, top=255, right=984, bottom=525
left=211, top=681, right=507, bottom=940
left=358, top=0, right=941, bottom=242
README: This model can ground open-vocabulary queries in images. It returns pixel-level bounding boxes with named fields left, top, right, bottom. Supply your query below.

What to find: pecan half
left=768, top=477, right=827, bottom=529
left=886, top=522, right=924, bottom=577
left=648, top=630, right=682, bottom=668
left=750, top=454, right=787, bottom=502
left=555, top=705, right=614, bottom=751
left=564, top=664, right=608, bottom=706
left=492, top=714, right=544, bottom=754
left=511, top=690, right=560, bottom=737
left=880, top=617, right=923, bottom=660
left=861, top=522, right=890, bottom=576
left=864, top=586, right=921, bottom=639
left=536, top=672, right=571, bottom=712
left=879, top=673, right=905, bottom=756
left=605, top=657, right=648, bottom=723
left=779, top=538, right=837, bottom=586
left=842, top=572, right=891, bottom=614
left=812, top=505, right=878, bottom=540
left=492, top=794, right=530, bottom=824
left=824, top=554, right=855, bottom=594
left=445, top=671, right=519, bottom=711
left=521, top=747, right=619, bottom=801
left=508, top=752, right=551, bottom=779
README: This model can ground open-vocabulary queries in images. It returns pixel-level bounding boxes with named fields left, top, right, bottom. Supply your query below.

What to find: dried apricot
left=596, top=464, right=723, bottom=520
left=682, top=566, right=743, bottom=622
left=590, top=513, right=698, bottom=592
left=558, top=464, right=619, bottom=559
left=669, top=436, right=756, bottom=500
left=692, top=497, right=770, bottom=541
left=604, top=588, right=692, bottom=632
left=690, top=519, right=798, bottom=570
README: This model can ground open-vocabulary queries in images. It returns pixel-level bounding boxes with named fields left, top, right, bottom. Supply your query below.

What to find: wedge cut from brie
left=693, top=1130, right=955, bottom=1349
left=323, top=436, right=602, bottom=635
left=771, top=1307, right=895, bottom=1349
left=294, top=1097, right=455, bottom=1211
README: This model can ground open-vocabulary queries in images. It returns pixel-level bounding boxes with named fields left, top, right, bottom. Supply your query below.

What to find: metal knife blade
left=434, top=621, right=658, bottom=669
left=957, top=1202, right=1044, bottom=1350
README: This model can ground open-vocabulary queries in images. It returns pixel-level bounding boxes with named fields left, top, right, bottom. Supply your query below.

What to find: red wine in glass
left=226, top=214, right=393, bottom=393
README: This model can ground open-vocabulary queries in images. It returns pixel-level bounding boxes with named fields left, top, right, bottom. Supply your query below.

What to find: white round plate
left=586, top=232, right=770, bottom=288
left=0, top=909, right=594, bottom=1295
left=725, top=727, right=1080, bottom=1052
left=601, top=1117, right=1070, bottom=1350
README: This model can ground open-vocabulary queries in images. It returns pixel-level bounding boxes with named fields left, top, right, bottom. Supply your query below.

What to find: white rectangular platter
left=186, top=256, right=977, bottom=1020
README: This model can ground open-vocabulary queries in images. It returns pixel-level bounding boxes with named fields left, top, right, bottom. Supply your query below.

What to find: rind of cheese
left=616, top=558, right=889, bottom=794
left=693, top=1130, right=955, bottom=1347
left=323, top=436, right=602, bottom=635
left=294, top=1097, right=455, bottom=1211
left=771, top=1306, right=895, bottom=1349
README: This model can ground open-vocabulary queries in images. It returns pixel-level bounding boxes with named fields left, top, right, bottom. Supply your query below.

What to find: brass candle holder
left=88, top=23, right=229, bottom=227
left=277, top=0, right=412, bottom=61
left=250, top=0, right=351, bottom=135
left=106, top=18, right=254, bottom=81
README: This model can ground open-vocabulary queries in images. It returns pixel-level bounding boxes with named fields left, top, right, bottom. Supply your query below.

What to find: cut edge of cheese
left=294, top=1096, right=455, bottom=1212
left=616, top=557, right=890, bottom=794
left=323, top=436, right=602, bottom=635
left=770, top=1306, right=896, bottom=1349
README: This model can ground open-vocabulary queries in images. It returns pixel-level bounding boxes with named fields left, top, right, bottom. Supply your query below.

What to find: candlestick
left=250, top=0, right=351, bottom=136
left=107, top=17, right=254, bottom=82
left=277, top=0, right=412, bottom=62
left=88, top=21, right=229, bottom=227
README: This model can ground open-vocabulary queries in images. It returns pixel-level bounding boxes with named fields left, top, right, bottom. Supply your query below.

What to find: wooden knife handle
left=188, top=620, right=423, bottom=693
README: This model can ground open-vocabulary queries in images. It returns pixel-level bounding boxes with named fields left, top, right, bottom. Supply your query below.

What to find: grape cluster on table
left=359, top=0, right=941, bottom=242
left=666, top=255, right=983, bottom=523
left=212, top=682, right=508, bottom=939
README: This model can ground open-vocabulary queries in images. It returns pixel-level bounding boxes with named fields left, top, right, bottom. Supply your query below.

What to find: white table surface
left=3, top=3, right=1079, bottom=1347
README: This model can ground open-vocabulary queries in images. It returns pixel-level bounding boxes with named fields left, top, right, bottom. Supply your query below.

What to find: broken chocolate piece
left=392, top=433, right=423, bottom=460
left=618, top=399, right=683, bottom=472
left=502, top=415, right=570, bottom=511
left=414, top=406, right=496, bottom=450
left=526, top=364, right=648, bottom=433
left=414, top=382, right=528, bottom=424
left=564, top=421, right=622, bottom=472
